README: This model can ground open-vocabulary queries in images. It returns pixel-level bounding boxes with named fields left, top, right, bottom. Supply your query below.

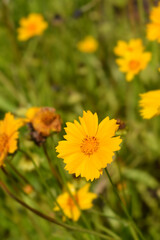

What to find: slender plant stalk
left=0, top=181, right=114, bottom=240
left=19, top=148, right=68, bottom=220
left=105, top=168, right=145, bottom=240
left=116, top=158, right=128, bottom=207
left=137, top=0, right=145, bottom=24
left=42, top=143, right=63, bottom=186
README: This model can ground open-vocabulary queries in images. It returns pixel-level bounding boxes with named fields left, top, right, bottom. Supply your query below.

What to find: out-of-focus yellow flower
left=116, top=51, right=151, bottom=81
left=54, top=183, right=97, bottom=221
left=114, top=39, right=144, bottom=57
left=0, top=113, right=23, bottom=166
left=56, top=111, right=122, bottom=181
left=26, top=107, right=61, bottom=137
left=77, top=36, right=98, bottom=53
left=147, top=3, right=160, bottom=42
left=139, top=90, right=160, bottom=119
left=17, top=13, right=48, bottom=41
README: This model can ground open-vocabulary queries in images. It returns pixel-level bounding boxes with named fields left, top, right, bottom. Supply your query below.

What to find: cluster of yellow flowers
left=17, top=13, right=98, bottom=53
left=114, top=3, right=160, bottom=119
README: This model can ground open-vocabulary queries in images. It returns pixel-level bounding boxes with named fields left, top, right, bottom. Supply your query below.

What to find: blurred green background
left=0, top=0, right=160, bottom=239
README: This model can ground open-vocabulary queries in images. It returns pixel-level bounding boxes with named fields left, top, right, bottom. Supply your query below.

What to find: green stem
left=116, top=158, right=128, bottom=207
left=19, top=149, right=67, bottom=219
left=104, top=168, right=145, bottom=240
left=0, top=181, right=113, bottom=240
left=42, top=143, right=63, bottom=186
left=137, top=0, right=145, bottom=24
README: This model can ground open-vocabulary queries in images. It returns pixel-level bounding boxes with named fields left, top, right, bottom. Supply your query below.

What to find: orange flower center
left=67, top=195, right=79, bottom=209
left=80, top=136, right=99, bottom=156
left=27, top=23, right=37, bottom=33
left=128, top=60, right=140, bottom=71
left=0, top=133, right=8, bottom=155
left=40, top=112, right=56, bottom=126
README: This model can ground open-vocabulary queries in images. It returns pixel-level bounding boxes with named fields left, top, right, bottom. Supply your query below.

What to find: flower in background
left=26, top=107, right=61, bottom=145
left=77, top=36, right=98, bottom=53
left=139, top=90, right=160, bottom=119
left=116, top=51, right=151, bottom=81
left=54, top=183, right=97, bottom=221
left=147, top=3, right=160, bottom=42
left=114, top=39, right=144, bottom=57
left=56, top=111, right=122, bottom=181
left=0, top=113, right=23, bottom=166
left=17, top=13, right=48, bottom=41
left=114, top=39, right=151, bottom=81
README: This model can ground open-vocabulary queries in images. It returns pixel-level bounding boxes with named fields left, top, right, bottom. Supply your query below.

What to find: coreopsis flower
left=77, top=36, right=98, bottom=53
left=0, top=113, right=23, bottom=166
left=114, top=39, right=151, bottom=81
left=116, top=51, right=151, bottom=81
left=147, top=3, right=160, bottom=42
left=56, top=111, right=122, bottom=181
left=139, top=90, right=160, bottom=119
left=26, top=107, right=61, bottom=145
left=54, top=183, right=97, bottom=221
left=114, top=39, right=144, bottom=57
left=17, top=13, right=48, bottom=41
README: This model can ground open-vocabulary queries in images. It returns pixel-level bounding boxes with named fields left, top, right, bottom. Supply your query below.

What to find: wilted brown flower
left=26, top=107, right=62, bottom=145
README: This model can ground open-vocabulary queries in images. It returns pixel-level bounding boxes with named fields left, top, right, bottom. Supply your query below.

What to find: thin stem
left=105, top=168, right=145, bottom=240
left=19, top=148, right=68, bottom=219
left=116, top=158, right=128, bottom=207
left=137, top=0, right=145, bottom=24
left=42, top=143, right=63, bottom=186
left=0, top=181, right=113, bottom=240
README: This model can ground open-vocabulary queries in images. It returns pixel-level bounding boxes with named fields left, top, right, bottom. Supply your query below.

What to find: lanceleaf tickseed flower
left=114, top=39, right=144, bottom=57
left=56, top=111, right=122, bottom=181
left=54, top=183, right=97, bottom=221
left=0, top=113, right=23, bottom=166
left=26, top=107, right=61, bottom=144
left=17, top=13, right=48, bottom=41
left=114, top=39, right=151, bottom=81
left=139, top=90, right=160, bottom=119
left=146, top=3, right=160, bottom=42
left=77, top=36, right=98, bottom=53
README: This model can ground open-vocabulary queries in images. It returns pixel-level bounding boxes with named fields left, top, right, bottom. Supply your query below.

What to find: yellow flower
left=56, top=111, right=122, bottom=181
left=77, top=36, right=98, bottom=53
left=17, top=13, right=48, bottom=41
left=26, top=107, right=62, bottom=137
left=139, top=90, right=160, bottom=119
left=114, top=39, right=144, bottom=57
left=0, top=113, right=23, bottom=166
left=116, top=51, right=151, bottom=81
left=54, top=183, right=97, bottom=221
left=147, top=3, right=160, bottom=42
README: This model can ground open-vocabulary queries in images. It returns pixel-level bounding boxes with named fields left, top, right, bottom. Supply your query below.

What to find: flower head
left=147, top=3, right=160, bottom=42
left=0, top=113, right=23, bottom=166
left=56, top=111, right=122, bottom=181
left=17, top=13, right=48, bottom=41
left=139, top=90, right=160, bottom=119
left=114, top=39, right=144, bottom=57
left=54, top=183, right=97, bottom=221
left=77, top=36, right=98, bottom=53
left=116, top=51, right=151, bottom=81
left=26, top=107, right=61, bottom=144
